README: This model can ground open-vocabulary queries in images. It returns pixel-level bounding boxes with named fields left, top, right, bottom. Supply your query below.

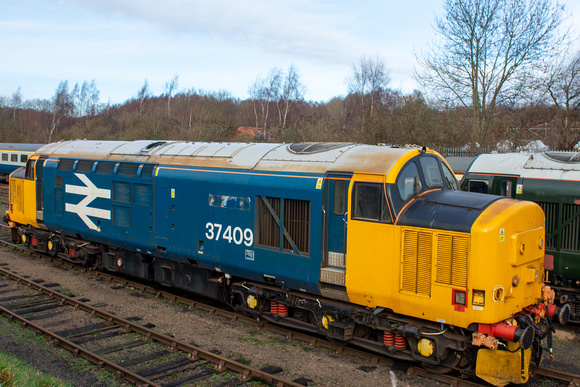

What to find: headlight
left=453, top=289, right=467, bottom=306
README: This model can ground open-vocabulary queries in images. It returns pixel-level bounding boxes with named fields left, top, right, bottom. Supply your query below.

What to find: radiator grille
left=283, top=199, right=310, bottom=254
left=538, top=202, right=559, bottom=249
left=401, top=230, right=432, bottom=296
left=561, top=203, right=580, bottom=251
left=10, top=180, right=23, bottom=213
left=539, top=201, right=580, bottom=252
left=256, top=197, right=281, bottom=249
left=436, top=234, right=468, bottom=287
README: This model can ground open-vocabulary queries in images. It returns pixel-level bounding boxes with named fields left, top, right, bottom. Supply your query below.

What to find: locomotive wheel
left=422, top=350, right=462, bottom=374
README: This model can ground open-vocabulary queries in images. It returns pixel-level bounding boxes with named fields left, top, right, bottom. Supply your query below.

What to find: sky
left=1, top=0, right=579, bottom=105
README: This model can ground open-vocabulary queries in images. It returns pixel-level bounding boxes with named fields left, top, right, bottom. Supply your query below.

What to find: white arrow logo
left=65, top=173, right=111, bottom=231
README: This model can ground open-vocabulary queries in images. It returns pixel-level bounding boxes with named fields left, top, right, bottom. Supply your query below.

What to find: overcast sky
left=1, top=0, right=579, bottom=105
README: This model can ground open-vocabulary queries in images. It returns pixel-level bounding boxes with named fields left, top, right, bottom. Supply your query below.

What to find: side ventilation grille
left=436, top=234, right=468, bottom=287
left=401, top=229, right=469, bottom=297
left=401, top=230, right=433, bottom=296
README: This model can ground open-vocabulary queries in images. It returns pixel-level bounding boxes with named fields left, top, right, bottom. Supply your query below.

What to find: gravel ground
left=0, top=246, right=578, bottom=386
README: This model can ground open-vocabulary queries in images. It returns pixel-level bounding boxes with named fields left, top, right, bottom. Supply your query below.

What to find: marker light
left=473, top=290, right=485, bottom=306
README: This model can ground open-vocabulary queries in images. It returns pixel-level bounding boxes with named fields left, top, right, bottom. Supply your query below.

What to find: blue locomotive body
left=41, top=157, right=324, bottom=294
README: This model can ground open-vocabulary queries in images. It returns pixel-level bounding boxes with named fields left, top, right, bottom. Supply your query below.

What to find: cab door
left=35, top=155, right=47, bottom=224
left=319, top=172, right=352, bottom=300
left=324, top=172, right=352, bottom=260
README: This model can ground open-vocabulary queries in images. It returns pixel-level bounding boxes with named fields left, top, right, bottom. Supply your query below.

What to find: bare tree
left=248, top=76, right=265, bottom=129
left=537, top=51, right=580, bottom=148
left=48, top=81, right=73, bottom=142
left=415, top=0, right=568, bottom=146
left=9, top=86, right=23, bottom=120
left=347, top=55, right=390, bottom=134
left=277, top=64, right=305, bottom=128
left=164, top=74, right=179, bottom=117
left=261, top=67, right=282, bottom=132
left=247, top=67, right=282, bottom=139
left=87, top=79, right=100, bottom=116
left=137, top=79, right=151, bottom=115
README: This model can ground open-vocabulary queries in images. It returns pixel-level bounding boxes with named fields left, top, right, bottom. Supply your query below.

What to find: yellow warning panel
left=475, top=348, right=530, bottom=386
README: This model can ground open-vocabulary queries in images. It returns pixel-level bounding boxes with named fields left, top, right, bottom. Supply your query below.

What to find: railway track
left=0, top=228, right=578, bottom=386
left=0, top=264, right=305, bottom=387
left=0, top=184, right=8, bottom=207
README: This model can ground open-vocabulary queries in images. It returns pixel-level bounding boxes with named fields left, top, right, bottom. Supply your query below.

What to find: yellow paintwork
left=475, top=348, right=530, bottom=386
left=345, top=173, right=545, bottom=329
left=469, top=199, right=545, bottom=323
left=7, top=157, right=38, bottom=228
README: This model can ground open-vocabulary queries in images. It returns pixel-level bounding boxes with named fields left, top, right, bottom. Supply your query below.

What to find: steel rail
left=535, top=366, right=580, bottom=386
left=0, top=304, right=159, bottom=387
left=0, top=266, right=304, bottom=387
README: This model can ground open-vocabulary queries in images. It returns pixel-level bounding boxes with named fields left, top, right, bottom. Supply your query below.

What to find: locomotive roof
left=36, top=140, right=425, bottom=176
left=467, top=152, right=580, bottom=180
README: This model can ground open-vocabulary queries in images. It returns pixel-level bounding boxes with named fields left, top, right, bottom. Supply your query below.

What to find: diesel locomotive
left=4, top=140, right=568, bottom=385
left=461, top=151, right=580, bottom=323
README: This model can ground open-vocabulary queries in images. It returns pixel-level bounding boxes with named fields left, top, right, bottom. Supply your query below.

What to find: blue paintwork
left=41, top=158, right=325, bottom=295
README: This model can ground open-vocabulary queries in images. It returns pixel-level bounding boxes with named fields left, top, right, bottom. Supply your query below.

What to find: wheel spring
left=394, top=334, right=406, bottom=349
left=278, top=304, right=288, bottom=317
left=270, top=301, right=279, bottom=315
left=383, top=331, right=395, bottom=346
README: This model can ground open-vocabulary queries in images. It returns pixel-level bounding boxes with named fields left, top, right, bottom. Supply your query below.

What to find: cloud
left=65, top=0, right=363, bottom=64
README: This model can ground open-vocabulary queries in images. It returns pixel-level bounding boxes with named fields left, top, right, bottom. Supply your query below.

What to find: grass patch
left=0, top=351, right=71, bottom=387
left=0, top=315, right=123, bottom=386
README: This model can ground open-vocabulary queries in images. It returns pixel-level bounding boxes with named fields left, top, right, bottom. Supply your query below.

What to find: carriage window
left=1, top=154, right=7, bottom=161
left=333, top=180, right=347, bottom=215
left=500, top=180, right=512, bottom=197
left=420, top=157, right=444, bottom=189
left=468, top=180, right=488, bottom=193
left=352, top=183, right=391, bottom=223
left=20, top=154, right=28, bottom=163
left=397, top=162, right=422, bottom=202
left=11, top=154, right=17, bottom=162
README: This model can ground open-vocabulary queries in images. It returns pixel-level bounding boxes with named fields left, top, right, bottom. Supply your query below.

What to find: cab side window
left=333, top=180, right=347, bottom=215
left=442, top=163, right=459, bottom=190
left=24, top=159, right=35, bottom=180
left=419, top=157, right=444, bottom=189
left=352, top=182, right=391, bottom=223
left=397, top=162, right=422, bottom=202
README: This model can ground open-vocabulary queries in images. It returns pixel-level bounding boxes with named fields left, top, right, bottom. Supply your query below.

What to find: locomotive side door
left=35, top=155, right=47, bottom=224
left=319, top=172, right=352, bottom=299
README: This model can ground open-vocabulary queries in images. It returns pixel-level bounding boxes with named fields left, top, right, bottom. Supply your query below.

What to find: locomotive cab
left=5, top=155, right=46, bottom=244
